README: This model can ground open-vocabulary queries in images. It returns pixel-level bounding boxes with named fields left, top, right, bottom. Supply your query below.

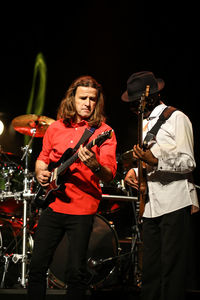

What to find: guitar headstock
left=139, top=85, right=150, bottom=114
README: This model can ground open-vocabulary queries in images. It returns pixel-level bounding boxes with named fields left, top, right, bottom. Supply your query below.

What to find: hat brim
left=121, top=78, right=165, bottom=102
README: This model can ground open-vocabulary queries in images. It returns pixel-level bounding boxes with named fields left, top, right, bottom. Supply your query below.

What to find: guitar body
left=34, top=164, right=71, bottom=208
left=34, top=176, right=69, bottom=208
left=34, top=186, right=55, bottom=209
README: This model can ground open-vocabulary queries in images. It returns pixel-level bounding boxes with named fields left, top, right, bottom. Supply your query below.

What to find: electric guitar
left=33, top=130, right=113, bottom=208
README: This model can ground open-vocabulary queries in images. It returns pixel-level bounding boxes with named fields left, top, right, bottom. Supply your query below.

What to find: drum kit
left=0, top=114, right=142, bottom=291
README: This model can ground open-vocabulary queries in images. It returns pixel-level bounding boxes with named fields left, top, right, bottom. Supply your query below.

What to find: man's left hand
left=78, top=145, right=99, bottom=170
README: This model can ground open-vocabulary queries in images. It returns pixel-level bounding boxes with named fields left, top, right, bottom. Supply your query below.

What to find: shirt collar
left=147, top=103, right=167, bottom=120
left=63, top=119, right=89, bottom=128
left=73, top=120, right=88, bottom=127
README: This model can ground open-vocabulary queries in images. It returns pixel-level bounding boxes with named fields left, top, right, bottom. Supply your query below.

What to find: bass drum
left=48, top=214, right=119, bottom=289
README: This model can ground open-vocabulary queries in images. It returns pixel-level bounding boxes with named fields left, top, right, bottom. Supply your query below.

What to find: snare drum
left=0, top=164, right=23, bottom=192
left=0, top=163, right=24, bottom=218
left=0, top=169, right=37, bottom=218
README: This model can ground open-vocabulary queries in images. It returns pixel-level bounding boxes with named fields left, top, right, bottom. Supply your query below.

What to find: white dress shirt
left=142, top=103, right=199, bottom=218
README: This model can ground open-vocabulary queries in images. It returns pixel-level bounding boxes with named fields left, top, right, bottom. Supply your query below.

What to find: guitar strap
left=48, top=126, right=96, bottom=171
left=138, top=106, right=177, bottom=215
left=143, top=106, right=177, bottom=149
left=72, top=126, right=96, bottom=153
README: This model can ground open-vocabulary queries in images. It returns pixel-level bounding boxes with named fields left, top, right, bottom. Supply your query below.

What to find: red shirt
left=37, top=119, right=117, bottom=215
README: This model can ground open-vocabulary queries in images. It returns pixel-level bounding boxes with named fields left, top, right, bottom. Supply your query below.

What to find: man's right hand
left=36, top=170, right=51, bottom=186
left=35, top=160, right=51, bottom=186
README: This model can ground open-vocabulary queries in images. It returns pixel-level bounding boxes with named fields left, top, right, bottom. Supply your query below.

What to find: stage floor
left=0, top=286, right=200, bottom=300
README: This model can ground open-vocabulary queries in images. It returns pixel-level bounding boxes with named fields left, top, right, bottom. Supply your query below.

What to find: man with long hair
left=28, top=75, right=117, bottom=300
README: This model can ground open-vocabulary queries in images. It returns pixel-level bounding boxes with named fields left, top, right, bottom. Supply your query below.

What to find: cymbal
left=120, top=149, right=137, bottom=170
left=12, top=114, right=55, bottom=137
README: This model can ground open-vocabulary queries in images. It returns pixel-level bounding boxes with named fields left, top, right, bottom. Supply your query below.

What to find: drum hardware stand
left=0, top=221, right=33, bottom=289
left=0, top=254, right=11, bottom=288
left=18, top=129, right=36, bottom=288
left=129, top=187, right=142, bottom=288
left=87, top=254, right=125, bottom=290
left=0, top=188, right=35, bottom=288
left=0, top=233, right=21, bottom=288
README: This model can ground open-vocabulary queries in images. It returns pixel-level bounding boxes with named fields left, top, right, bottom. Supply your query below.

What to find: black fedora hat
left=121, top=71, right=165, bottom=102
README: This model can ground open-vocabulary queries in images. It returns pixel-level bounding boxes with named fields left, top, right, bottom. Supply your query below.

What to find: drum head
left=49, top=214, right=119, bottom=289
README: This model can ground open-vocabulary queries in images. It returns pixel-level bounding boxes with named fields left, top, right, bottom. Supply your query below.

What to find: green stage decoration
left=24, top=52, right=47, bottom=146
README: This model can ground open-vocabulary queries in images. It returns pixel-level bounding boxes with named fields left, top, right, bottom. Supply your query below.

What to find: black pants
left=27, top=207, right=94, bottom=300
left=141, top=207, right=191, bottom=300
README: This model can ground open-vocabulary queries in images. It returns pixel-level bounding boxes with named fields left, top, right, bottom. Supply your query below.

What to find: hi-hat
left=12, top=114, right=55, bottom=137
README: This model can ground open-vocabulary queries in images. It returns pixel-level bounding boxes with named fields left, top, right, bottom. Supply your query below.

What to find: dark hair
left=57, top=75, right=105, bottom=127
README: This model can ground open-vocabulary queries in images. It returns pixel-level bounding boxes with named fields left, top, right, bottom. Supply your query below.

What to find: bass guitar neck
left=137, top=85, right=149, bottom=219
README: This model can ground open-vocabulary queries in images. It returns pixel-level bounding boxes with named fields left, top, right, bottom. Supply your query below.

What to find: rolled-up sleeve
left=150, top=111, right=196, bottom=174
left=98, top=130, right=117, bottom=179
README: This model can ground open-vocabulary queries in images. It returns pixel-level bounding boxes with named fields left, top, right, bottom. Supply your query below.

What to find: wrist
left=152, top=157, right=158, bottom=166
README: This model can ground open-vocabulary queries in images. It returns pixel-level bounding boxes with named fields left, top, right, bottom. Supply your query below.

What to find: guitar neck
left=57, top=139, right=96, bottom=176
left=137, top=87, right=149, bottom=218
left=138, top=113, right=143, bottom=148
left=137, top=111, right=144, bottom=181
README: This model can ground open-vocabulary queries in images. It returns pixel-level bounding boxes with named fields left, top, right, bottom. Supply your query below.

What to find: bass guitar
left=33, top=130, right=113, bottom=208
left=137, top=85, right=150, bottom=219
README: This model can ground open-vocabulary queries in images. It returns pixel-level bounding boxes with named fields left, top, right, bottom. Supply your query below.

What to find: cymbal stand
left=19, top=129, right=36, bottom=288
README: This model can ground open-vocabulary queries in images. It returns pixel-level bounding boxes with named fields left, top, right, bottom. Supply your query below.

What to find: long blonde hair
left=57, top=75, right=105, bottom=127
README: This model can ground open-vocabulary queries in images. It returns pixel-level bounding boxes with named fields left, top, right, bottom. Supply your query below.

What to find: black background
left=0, top=2, right=199, bottom=168
left=0, top=1, right=200, bottom=288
